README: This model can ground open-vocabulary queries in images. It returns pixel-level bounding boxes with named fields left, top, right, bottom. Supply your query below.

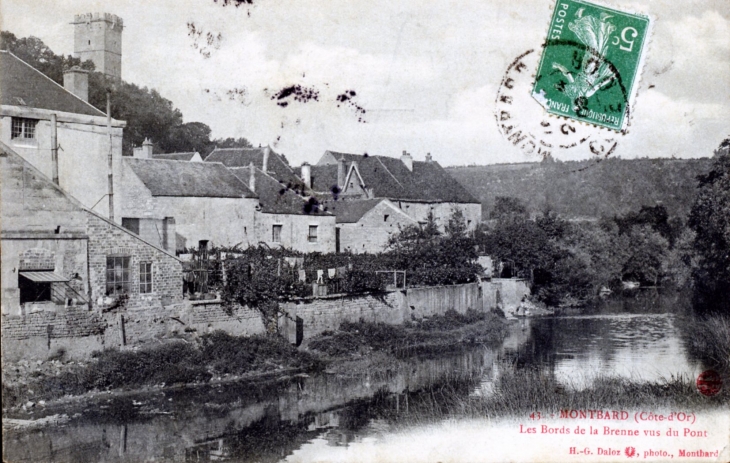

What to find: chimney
left=162, top=217, right=176, bottom=252
left=401, top=150, right=413, bottom=171
left=248, top=162, right=256, bottom=193
left=425, top=152, right=433, bottom=163
left=63, top=66, right=89, bottom=102
left=134, top=138, right=153, bottom=159
left=301, top=162, right=311, bottom=188
left=262, top=146, right=270, bottom=173
left=337, top=156, right=346, bottom=189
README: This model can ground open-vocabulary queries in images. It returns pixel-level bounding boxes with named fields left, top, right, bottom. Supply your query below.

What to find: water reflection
left=3, top=291, right=710, bottom=463
left=493, top=313, right=702, bottom=391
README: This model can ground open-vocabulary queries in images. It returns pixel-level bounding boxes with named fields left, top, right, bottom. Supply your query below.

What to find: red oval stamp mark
left=696, top=370, right=722, bottom=397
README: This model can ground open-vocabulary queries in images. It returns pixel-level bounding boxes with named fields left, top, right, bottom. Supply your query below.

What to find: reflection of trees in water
left=188, top=409, right=319, bottom=463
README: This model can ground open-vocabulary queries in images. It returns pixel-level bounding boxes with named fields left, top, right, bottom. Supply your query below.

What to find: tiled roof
left=152, top=152, right=199, bottom=161
left=307, top=152, right=479, bottom=204
left=327, top=199, right=385, bottom=223
left=205, top=147, right=300, bottom=184
left=0, top=50, right=105, bottom=117
left=230, top=166, right=327, bottom=215
left=125, top=158, right=256, bottom=198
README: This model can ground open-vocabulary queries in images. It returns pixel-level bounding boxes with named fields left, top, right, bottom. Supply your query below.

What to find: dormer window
left=11, top=117, right=37, bottom=140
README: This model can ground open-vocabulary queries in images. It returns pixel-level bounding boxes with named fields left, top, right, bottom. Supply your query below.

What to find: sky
left=1, top=0, right=728, bottom=166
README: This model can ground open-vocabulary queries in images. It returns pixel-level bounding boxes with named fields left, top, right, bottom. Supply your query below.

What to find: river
left=2, top=291, right=719, bottom=462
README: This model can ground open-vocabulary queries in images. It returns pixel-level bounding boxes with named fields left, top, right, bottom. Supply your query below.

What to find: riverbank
left=2, top=310, right=508, bottom=421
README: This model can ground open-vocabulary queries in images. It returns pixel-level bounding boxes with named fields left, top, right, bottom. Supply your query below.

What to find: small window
left=308, top=225, right=318, bottom=243
left=19, top=275, right=52, bottom=304
left=384, top=214, right=389, bottom=222
left=139, top=262, right=152, bottom=294
left=272, top=224, right=283, bottom=243
left=11, top=118, right=37, bottom=140
left=122, top=218, right=140, bottom=235
left=106, top=256, right=131, bottom=296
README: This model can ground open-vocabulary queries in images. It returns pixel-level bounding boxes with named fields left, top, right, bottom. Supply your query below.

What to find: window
left=19, top=275, right=51, bottom=304
left=122, top=218, right=140, bottom=235
left=106, top=256, right=131, bottom=296
left=308, top=225, right=318, bottom=243
left=139, top=262, right=152, bottom=294
left=11, top=118, right=38, bottom=140
left=272, top=224, right=283, bottom=243
left=384, top=214, right=389, bottom=222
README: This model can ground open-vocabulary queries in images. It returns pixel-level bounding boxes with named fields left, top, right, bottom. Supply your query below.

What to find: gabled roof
left=328, top=198, right=419, bottom=224
left=0, top=50, right=105, bottom=117
left=205, top=146, right=300, bottom=183
left=230, top=166, right=328, bottom=215
left=125, top=158, right=256, bottom=198
left=151, top=152, right=201, bottom=161
left=306, top=151, right=480, bottom=204
left=328, top=199, right=385, bottom=223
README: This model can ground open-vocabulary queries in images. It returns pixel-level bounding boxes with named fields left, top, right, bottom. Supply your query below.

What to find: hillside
left=446, top=157, right=715, bottom=219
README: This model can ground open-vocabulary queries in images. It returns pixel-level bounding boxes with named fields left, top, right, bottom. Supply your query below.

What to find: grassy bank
left=307, top=309, right=508, bottom=358
left=375, top=367, right=729, bottom=426
left=2, top=310, right=507, bottom=412
left=2, top=333, right=322, bottom=410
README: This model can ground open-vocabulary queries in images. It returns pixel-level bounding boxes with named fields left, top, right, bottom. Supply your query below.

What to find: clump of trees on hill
left=478, top=138, right=730, bottom=312
left=0, top=31, right=252, bottom=156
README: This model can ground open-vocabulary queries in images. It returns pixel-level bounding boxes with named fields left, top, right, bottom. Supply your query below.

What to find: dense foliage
left=477, top=196, right=689, bottom=306
left=448, top=157, right=714, bottom=220
left=1, top=31, right=252, bottom=156
left=688, top=141, right=730, bottom=314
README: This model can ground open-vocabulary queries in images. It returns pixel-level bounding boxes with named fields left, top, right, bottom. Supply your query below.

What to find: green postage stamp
left=532, top=0, right=651, bottom=131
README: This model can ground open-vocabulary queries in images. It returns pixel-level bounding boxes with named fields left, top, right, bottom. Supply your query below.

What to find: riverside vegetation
left=1, top=311, right=509, bottom=413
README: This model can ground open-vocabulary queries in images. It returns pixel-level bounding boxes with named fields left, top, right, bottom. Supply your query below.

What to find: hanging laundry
left=295, top=257, right=305, bottom=268
left=328, top=268, right=336, bottom=278
left=298, top=269, right=306, bottom=283
left=316, top=269, right=324, bottom=284
left=284, top=257, right=297, bottom=267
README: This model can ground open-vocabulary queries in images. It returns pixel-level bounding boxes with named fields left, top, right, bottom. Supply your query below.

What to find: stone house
left=1, top=142, right=182, bottom=358
left=328, top=198, right=419, bottom=253
left=117, top=150, right=258, bottom=251
left=0, top=50, right=125, bottom=221
left=303, top=150, right=482, bottom=232
left=229, top=165, right=336, bottom=253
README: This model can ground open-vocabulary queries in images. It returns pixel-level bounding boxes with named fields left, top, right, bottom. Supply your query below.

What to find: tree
left=491, top=196, right=528, bottom=220
left=0, top=31, right=95, bottom=81
left=622, top=225, right=669, bottom=286
left=688, top=140, right=730, bottom=313
left=222, top=247, right=307, bottom=333
left=213, top=137, right=254, bottom=150
left=2, top=31, right=230, bottom=157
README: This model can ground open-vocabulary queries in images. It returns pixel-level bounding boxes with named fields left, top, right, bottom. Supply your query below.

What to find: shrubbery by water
left=308, top=310, right=507, bottom=358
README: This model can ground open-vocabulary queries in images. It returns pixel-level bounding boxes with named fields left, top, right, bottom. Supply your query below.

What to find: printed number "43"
left=612, top=27, right=638, bottom=52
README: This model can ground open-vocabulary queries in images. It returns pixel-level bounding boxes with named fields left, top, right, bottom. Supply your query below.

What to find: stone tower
left=72, top=13, right=123, bottom=80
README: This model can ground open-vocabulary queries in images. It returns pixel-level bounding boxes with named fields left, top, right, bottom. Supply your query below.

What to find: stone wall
left=255, top=212, right=336, bottom=254
left=338, top=200, right=417, bottom=254
left=406, top=283, right=482, bottom=319
left=483, top=278, right=531, bottom=314
left=86, top=213, right=183, bottom=311
left=279, top=292, right=405, bottom=343
left=279, top=282, right=491, bottom=344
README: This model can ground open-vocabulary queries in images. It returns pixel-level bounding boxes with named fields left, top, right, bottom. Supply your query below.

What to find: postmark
left=696, top=370, right=722, bottom=397
left=532, top=0, right=651, bottom=131
left=495, top=49, right=619, bottom=160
